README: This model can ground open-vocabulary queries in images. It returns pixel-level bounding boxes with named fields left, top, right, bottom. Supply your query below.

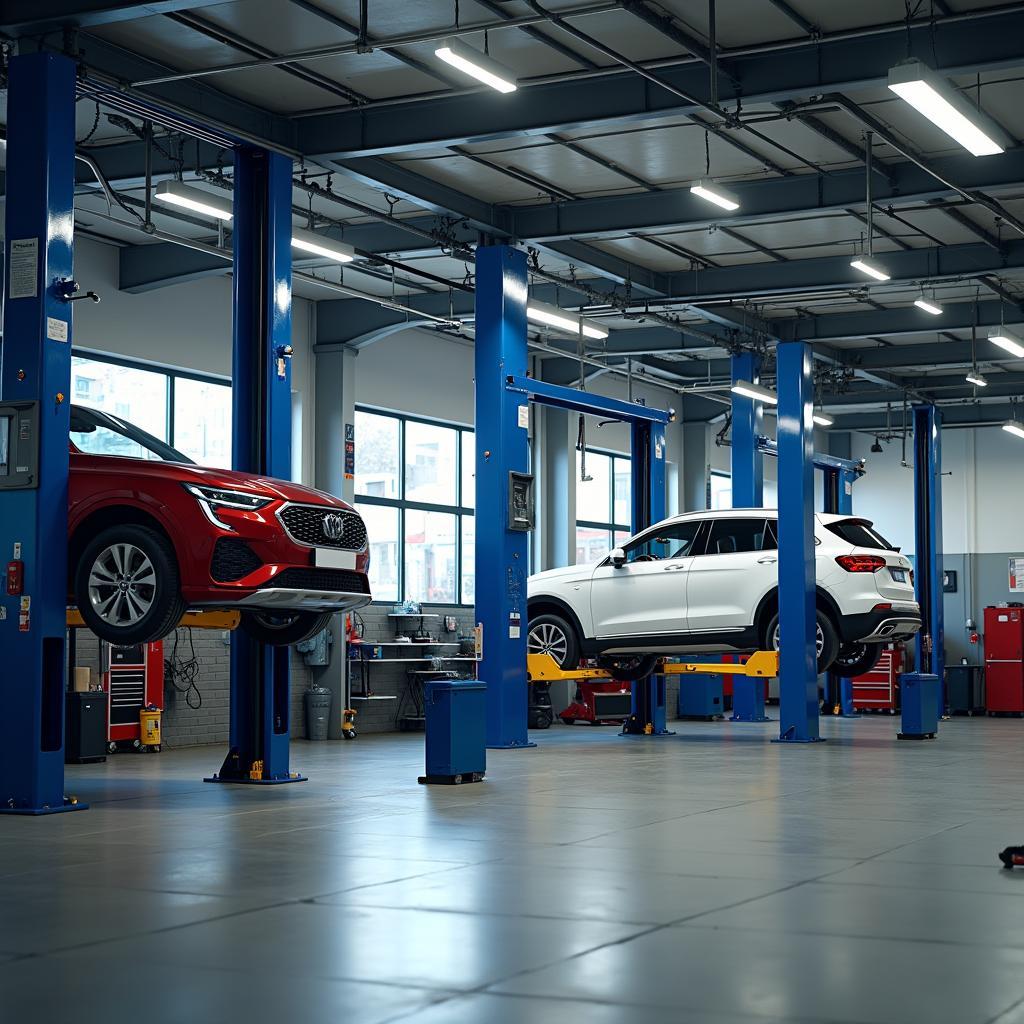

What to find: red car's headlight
left=184, top=484, right=274, bottom=530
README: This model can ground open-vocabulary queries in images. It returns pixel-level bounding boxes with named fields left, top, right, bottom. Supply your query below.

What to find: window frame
left=575, top=448, right=632, bottom=563
left=71, top=347, right=231, bottom=461
left=353, top=406, right=474, bottom=607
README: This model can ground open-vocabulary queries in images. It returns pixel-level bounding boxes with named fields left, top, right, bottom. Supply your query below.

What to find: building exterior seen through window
left=575, top=449, right=631, bottom=564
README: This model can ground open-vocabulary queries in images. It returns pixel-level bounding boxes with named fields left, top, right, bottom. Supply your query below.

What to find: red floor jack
left=559, top=678, right=632, bottom=726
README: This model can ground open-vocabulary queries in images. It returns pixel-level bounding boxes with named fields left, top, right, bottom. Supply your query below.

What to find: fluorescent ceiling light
left=690, top=179, right=739, bottom=212
left=526, top=300, right=608, bottom=340
left=813, top=412, right=835, bottom=427
left=155, top=180, right=232, bottom=220
left=435, top=37, right=517, bottom=93
left=730, top=379, right=778, bottom=405
left=850, top=256, right=890, bottom=282
left=1003, top=421, right=1024, bottom=440
left=965, top=370, right=988, bottom=387
left=914, top=296, right=942, bottom=315
left=888, top=59, right=1007, bottom=158
left=291, top=227, right=355, bottom=263
left=990, top=330, right=1024, bottom=358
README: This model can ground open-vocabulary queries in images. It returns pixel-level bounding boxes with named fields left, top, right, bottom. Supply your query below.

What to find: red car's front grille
left=260, top=567, right=370, bottom=594
left=278, top=505, right=367, bottom=550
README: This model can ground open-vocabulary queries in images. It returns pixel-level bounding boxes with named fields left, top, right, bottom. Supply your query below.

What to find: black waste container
left=65, top=691, right=108, bottom=764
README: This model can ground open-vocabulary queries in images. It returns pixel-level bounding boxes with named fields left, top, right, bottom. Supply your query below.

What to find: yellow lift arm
left=66, top=608, right=241, bottom=631
left=526, top=650, right=778, bottom=683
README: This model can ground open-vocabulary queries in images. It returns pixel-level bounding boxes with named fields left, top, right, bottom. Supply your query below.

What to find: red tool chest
left=852, top=646, right=904, bottom=713
left=985, top=606, right=1024, bottom=714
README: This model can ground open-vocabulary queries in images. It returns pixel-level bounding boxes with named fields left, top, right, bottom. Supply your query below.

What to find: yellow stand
left=526, top=650, right=779, bottom=683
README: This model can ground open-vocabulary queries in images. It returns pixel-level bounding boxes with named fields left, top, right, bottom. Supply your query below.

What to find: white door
left=590, top=519, right=706, bottom=639
left=686, top=517, right=777, bottom=634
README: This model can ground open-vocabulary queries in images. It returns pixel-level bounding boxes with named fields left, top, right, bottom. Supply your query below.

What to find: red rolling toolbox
left=852, top=645, right=904, bottom=713
left=985, top=606, right=1024, bottom=714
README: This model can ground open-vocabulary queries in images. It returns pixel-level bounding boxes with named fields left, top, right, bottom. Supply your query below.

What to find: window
left=825, top=518, right=894, bottom=551
left=71, top=353, right=231, bottom=467
left=624, top=520, right=705, bottom=563
left=354, top=409, right=474, bottom=605
left=709, top=471, right=732, bottom=510
left=704, top=518, right=770, bottom=555
left=575, top=449, right=631, bottom=564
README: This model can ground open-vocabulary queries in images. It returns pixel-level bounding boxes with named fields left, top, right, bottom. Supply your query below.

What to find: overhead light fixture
left=155, top=180, right=232, bottom=220
left=291, top=227, right=355, bottom=263
left=871, top=437, right=884, bottom=453
left=435, top=37, right=517, bottom=93
left=526, top=300, right=608, bottom=340
left=914, top=296, right=942, bottom=315
left=689, top=179, right=740, bottom=212
left=989, top=329, right=1024, bottom=358
left=888, top=59, right=1007, bottom=158
left=965, top=370, right=988, bottom=388
left=1003, top=420, right=1024, bottom=440
left=850, top=256, right=890, bottom=282
left=730, top=379, right=778, bottom=405
left=813, top=412, right=835, bottom=427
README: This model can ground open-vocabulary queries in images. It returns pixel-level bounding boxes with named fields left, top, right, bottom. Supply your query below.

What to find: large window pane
left=405, top=509, right=457, bottom=604
left=356, top=503, right=399, bottom=603
left=72, top=356, right=168, bottom=441
left=576, top=450, right=611, bottom=523
left=710, top=472, right=732, bottom=510
left=461, top=515, right=475, bottom=605
left=461, top=431, right=475, bottom=508
left=174, top=377, right=231, bottom=467
left=576, top=525, right=611, bottom=565
left=405, top=421, right=457, bottom=505
left=613, top=456, right=631, bottom=527
left=355, top=411, right=400, bottom=499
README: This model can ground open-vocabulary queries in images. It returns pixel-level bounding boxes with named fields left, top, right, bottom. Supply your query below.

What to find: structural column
left=209, top=147, right=302, bottom=784
left=730, top=352, right=764, bottom=508
left=474, top=245, right=533, bottom=749
left=0, top=53, right=82, bottom=814
left=913, top=404, right=945, bottom=718
left=775, top=341, right=821, bottom=743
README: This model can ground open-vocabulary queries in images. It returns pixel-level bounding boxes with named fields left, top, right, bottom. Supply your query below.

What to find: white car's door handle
left=662, top=563, right=686, bottom=571
left=757, top=556, right=778, bottom=564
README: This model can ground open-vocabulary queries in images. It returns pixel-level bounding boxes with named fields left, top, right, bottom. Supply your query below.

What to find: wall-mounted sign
left=1010, top=557, right=1024, bottom=592
left=344, top=422, right=355, bottom=481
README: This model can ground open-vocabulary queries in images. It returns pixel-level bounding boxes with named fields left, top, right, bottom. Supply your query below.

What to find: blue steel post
left=730, top=353, right=764, bottom=508
left=729, top=353, right=770, bottom=721
left=475, top=246, right=534, bottom=749
left=913, top=404, right=945, bottom=721
left=625, top=419, right=673, bottom=735
left=0, top=53, right=84, bottom=815
left=207, top=148, right=303, bottom=784
left=775, top=341, right=822, bottom=743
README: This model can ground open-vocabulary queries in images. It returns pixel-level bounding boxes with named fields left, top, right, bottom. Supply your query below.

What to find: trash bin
left=898, top=673, right=939, bottom=740
left=418, top=679, right=486, bottom=785
left=304, top=686, right=332, bottom=741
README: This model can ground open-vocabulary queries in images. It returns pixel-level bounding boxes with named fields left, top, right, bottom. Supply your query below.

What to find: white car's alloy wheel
left=528, top=621, right=569, bottom=664
left=771, top=620, right=825, bottom=658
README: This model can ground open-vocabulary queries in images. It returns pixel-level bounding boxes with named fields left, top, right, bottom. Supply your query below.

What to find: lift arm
left=526, top=651, right=779, bottom=683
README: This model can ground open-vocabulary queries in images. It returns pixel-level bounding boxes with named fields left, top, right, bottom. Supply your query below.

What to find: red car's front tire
left=75, top=523, right=186, bottom=645
left=238, top=610, right=333, bottom=647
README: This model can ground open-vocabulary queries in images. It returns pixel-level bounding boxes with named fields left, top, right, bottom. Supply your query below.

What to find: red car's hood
left=73, top=453, right=354, bottom=511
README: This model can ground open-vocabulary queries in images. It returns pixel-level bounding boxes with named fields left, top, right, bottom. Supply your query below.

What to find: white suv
left=527, top=509, right=922, bottom=679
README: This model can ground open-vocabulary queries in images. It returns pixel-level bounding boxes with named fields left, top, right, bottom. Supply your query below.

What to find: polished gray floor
left=4, top=716, right=1024, bottom=1023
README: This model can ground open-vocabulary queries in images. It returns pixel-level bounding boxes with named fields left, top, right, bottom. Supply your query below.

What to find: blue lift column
left=624, top=417, right=672, bottom=735
left=913, top=404, right=945, bottom=720
left=207, top=148, right=303, bottom=785
left=730, top=353, right=770, bottom=723
left=474, top=245, right=534, bottom=750
left=775, top=342, right=822, bottom=743
left=0, top=53, right=84, bottom=815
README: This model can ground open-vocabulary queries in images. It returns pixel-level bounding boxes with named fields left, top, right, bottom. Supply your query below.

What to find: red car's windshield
left=70, top=404, right=194, bottom=464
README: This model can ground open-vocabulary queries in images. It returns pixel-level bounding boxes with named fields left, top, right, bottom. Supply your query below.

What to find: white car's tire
left=527, top=613, right=580, bottom=669
left=765, top=609, right=840, bottom=675
left=832, top=642, right=884, bottom=678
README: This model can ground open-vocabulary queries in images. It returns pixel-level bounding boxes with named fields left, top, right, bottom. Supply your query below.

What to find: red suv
left=69, top=404, right=371, bottom=647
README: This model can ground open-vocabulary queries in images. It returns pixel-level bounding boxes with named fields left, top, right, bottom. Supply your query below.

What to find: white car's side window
left=624, top=521, right=704, bottom=563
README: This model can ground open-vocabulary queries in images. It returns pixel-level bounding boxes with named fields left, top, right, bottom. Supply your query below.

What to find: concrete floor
left=3, top=717, right=1024, bottom=1024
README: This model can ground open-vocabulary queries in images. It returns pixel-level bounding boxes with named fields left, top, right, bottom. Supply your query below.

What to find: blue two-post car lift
left=0, top=50, right=304, bottom=814
left=475, top=245, right=824, bottom=748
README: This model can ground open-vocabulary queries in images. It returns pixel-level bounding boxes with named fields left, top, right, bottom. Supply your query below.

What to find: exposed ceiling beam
left=296, top=9, right=1024, bottom=158
left=0, top=0, right=227, bottom=32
